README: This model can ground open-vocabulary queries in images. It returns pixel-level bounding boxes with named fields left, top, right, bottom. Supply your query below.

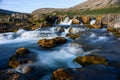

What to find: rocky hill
left=72, top=0, right=120, bottom=10
left=32, top=8, right=67, bottom=15
left=32, top=0, right=120, bottom=15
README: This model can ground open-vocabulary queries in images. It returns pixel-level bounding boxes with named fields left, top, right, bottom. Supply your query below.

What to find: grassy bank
left=53, top=7, right=120, bottom=16
left=82, top=7, right=120, bottom=15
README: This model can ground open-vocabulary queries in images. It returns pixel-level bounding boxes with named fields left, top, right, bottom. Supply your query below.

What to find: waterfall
left=90, top=19, right=96, bottom=25
left=60, top=17, right=72, bottom=25
left=15, top=64, right=31, bottom=74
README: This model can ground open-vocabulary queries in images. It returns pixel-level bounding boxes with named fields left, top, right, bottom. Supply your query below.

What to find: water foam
left=90, top=19, right=96, bottom=25
left=0, top=29, right=60, bottom=43
left=33, top=43, right=82, bottom=69
left=60, top=17, right=72, bottom=25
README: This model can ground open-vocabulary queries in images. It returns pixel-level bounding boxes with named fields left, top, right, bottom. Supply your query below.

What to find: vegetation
left=81, top=7, right=120, bottom=15
left=52, top=6, right=120, bottom=16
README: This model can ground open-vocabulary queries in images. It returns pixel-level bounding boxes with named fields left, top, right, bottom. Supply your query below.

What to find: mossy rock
left=38, top=39, right=56, bottom=48
left=89, top=24, right=102, bottom=29
left=16, top=47, right=30, bottom=57
left=40, top=21, right=52, bottom=27
left=0, top=70, right=24, bottom=80
left=55, top=26, right=65, bottom=33
left=8, top=55, right=32, bottom=68
left=9, top=55, right=21, bottom=68
left=38, top=37, right=67, bottom=48
left=52, top=68, right=73, bottom=80
left=107, top=27, right=120, bottom=37
left=96, top=16, right=102, bottom=21
left=73, top=55, right=108, bottom=66
left=72, top=18, right=80, bottom=24
left=66, top=34, right=80, bottom=40
left=54, top=37, right=67, bottom=45
left=107, top=27, right=114, bottom=32
left=8, top=48, right=34, bottom=68
left=81, top=16, right=90, bottom=24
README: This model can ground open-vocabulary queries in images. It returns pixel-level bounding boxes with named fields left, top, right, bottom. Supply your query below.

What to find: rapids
left=0, top=23, right=120, bottom=80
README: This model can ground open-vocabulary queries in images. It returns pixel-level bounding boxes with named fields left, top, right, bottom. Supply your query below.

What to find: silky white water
left=0, top=26, right=116, bottom=80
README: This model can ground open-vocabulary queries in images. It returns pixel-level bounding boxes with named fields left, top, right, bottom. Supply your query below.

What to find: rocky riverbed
left=0, top=17, right=120, bottom=80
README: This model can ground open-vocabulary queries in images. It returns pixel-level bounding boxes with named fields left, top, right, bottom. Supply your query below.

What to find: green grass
left=81, top=7, right=120, bottom=15
left=53, top=7, right=120, bottom=16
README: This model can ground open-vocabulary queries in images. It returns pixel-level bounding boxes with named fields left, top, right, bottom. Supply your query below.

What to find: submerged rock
left=16, top=47, right=30, bottom=57
left=0, top=70, right=26, bottom=80
left=66, top=34, right=80, bottom=40
left=73, top=55, right=108, bottom=66
left=37, top=37, right=67, bottom=48
left=89, top=24, right=102, bottom=29
left=68, top=26, right=75, bottom=34
left=52, top=65, right=120, bottom=80
left=8, top=48, right=35, bottom=68
left=52, top=68, right=73, bottom=80
left=54, top=37, right=67, bottom=45
left=55, top=26, right=65, bottom=33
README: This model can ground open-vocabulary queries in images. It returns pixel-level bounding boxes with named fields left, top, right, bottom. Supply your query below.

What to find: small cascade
left=71, top=27, right=81, bottom=34
left=16, top=29, right=26, bottom=36
left=89, top=33, right=97, bottom=38
left=90, top=19, right=96, bottom=25
left=64, top=26, right=82, bottom=34
left=35, top=27, right=41, bottom=31
left=53, top=19, right=58, bottom=26
left=0, top=28, right=60, bottom=42
left=80, top=22, right=83, bottom=25
left=20, top=31, right=59, bottom=39
left=65, top=27, right=70, bottom=34
left=63, top=17, right=70, bottom=23
left=0, top=32, right=16, bottom=41
left=60, top=17, right=72, bottom=25
left=20, top=31, right=41, bottom=39
left=67, top=20, right=72, bottom=25
left=15, top=64, right=30, bottom=74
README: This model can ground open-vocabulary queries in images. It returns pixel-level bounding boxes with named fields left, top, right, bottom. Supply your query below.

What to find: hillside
left=32, top=8, right=66, bottom=15
left=72, top=0, right=120, bottom=10
left=32, top=0, right=120, bottom=15
left=0, top=9, right=23, bottom=15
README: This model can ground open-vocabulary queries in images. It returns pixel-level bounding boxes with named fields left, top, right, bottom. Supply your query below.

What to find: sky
left=0, top=0, right=86, bottom=13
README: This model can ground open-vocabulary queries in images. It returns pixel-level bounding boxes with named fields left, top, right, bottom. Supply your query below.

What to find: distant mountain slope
left=72, top=0, right=120, bottom=10
left=0, top=9, right=29, bottom=15
left=32, top=0, right=120, bottom=15
left=0, top=9, right=19, bottom=15
left=32, top=8, right=68, bottom=15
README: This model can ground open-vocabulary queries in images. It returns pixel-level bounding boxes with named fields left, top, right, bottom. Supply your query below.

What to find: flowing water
left=0, top=24, right=120, bottom=80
